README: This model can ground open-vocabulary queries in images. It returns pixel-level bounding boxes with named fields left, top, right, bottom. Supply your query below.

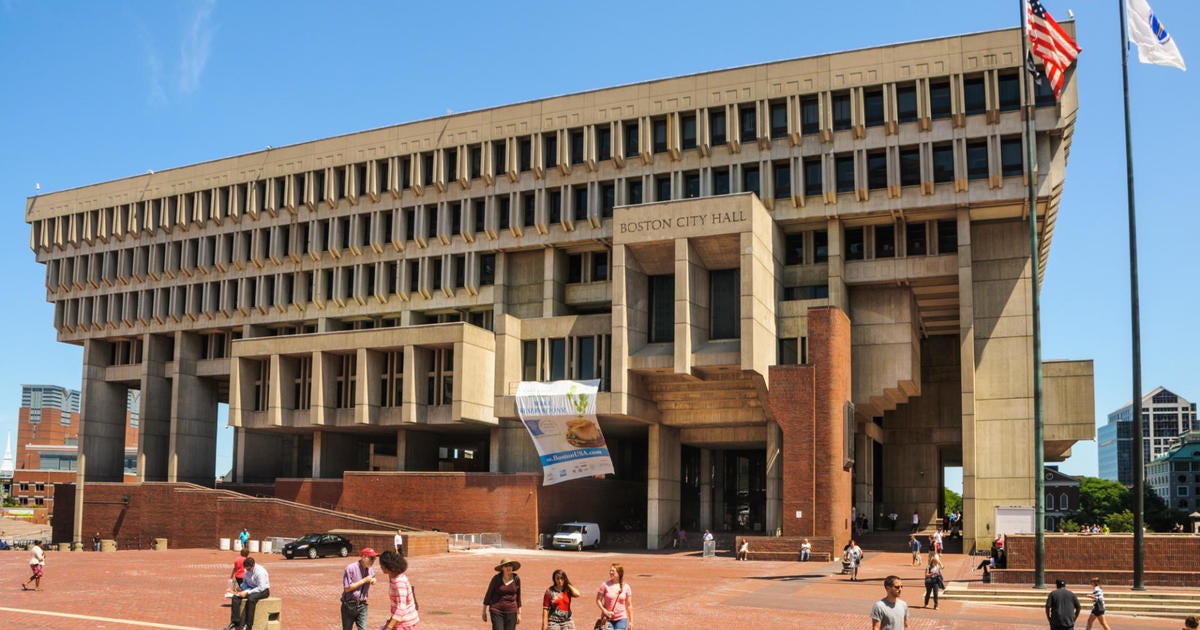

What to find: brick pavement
left=0, top=547, right=1188, bottom=629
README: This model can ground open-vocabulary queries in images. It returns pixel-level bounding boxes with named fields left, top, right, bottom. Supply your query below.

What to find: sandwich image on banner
left=1126, top=0, right=1186, bottom=70
left=516, top=380, right=614, bottom=485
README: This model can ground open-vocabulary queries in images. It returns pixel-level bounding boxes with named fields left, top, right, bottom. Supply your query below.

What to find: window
left=683, top=171, right=700, bottom=199
left=1033, top=68, right=1056, bottom=106
left=600, top=183, right=615, bottom=218
left=897, top=84, right=918, bottom=123
left=627, top=179, right=642, bottom=205
left=1001, top=138, right=1023, bottom=177
left=864, top=89, right=884, bottom=127
left=624, top=120, right=639, bottom=157
left=814, top=230, right=828, bottom=263
left=899, top=147, right=921, bottom=186
left=783, top=285, right=828, bottom=301
left=430, top=258, right=442, bottom=291
left=739, top=103, right=757, bottom=142
left=543, top=133, right=558, bottom=170
left=648, top=275, right=675, bottom=343
left=963, top=76, right=986, bottom=115
left=867, top=151, right=887, bottom=190
left=567, top=254, right=584, bottom=283
left=652, top=118, right=668, bottom=154
left=713, top=168, right=730, bottom=195
left=832, top=92, right=852, bottom=130
left=998, top=73, right=1021, bottom=111
left=803, top=158, right=822, bottom=197
left=931, top=144, right=954, bottom=183
left=937, top=219, right=958, bottom=254
left=773, top=161, right=791, bottom=199
left=426, top=206, right=438, bottom=238
left=445, top=148, right=458, bottom=182
left=742, top=165, right=760, bottom=198
left=421, top=154, right=434, bottom=187
left=479, top=253, right=496, bottom=286
left=597, top=127, right=612, bottom=161
left=522, top=193, right=536, bottom=227
left=835, top=155, right=855, bottom=193
left=966, top=141, right=989, bottom=180
left=591, top=252, right=608, bottom=282
left=769, top=100, right=788, bottom=137
left=779, top=338, right=798, bottom=364
left=709, top=109, right=727, bottom=146
left=655, top=175, right=671, bottom=202
left=681, top=113, right=697, bottom=150
left=498, top=196, right=511, bottom=230
left=710, top=269, right=740, bottom=339
left=548, top=190, right=562, bottom=224
left=906, top=222, right=927, bottom=256
left=845, top=227, right=865, bottom=260
left=573, top=186, right=589, bottom=221
left=929, top=80, right=952, bottom=119
left=493, top=141, right=507, bottom=175
left=1060, top=493, right=1070, bottom=510
left=570, top=129, right=585, bottom=165
left=800, top=96, right=819, bottom=134
left=470, top=145, right=482, bottom=179
left=519, top=138, right=532, bottom=172
left=875, top=225, right=895, bottom=258
left=1046, top=494, right=1055, bottom=510
left=784, top=233, right=804, bottom=265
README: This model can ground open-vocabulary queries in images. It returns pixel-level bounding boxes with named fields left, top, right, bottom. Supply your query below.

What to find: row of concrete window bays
left=34, top=102, right=1055, bottom=253
left=45, top=209, right=960, bottom=336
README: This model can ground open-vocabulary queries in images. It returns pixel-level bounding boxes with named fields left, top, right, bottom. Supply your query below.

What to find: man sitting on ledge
left=226, top=556, right=270, bottom=630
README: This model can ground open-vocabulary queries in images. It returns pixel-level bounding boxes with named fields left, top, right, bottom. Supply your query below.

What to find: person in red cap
left=341, top=547, right=380, bottom=630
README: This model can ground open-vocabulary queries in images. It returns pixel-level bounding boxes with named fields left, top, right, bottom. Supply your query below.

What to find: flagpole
left=1019, top=0, right=1047, bottom=591
left=1117, top=0, right=1147, bottom=592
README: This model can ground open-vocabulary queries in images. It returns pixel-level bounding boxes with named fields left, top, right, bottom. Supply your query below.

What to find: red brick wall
left=768, top=306, right=853, bottom=550
left=338, top=472, right=541, bottom=548
left=993, top=534, right=1200, bottom=587
left=275, top=478, right=344, bottom=509
left=51, top=482, right=441, bottom=554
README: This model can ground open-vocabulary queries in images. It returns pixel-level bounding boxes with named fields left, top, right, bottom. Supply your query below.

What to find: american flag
left=1026, top=0, right=1082, bottom=98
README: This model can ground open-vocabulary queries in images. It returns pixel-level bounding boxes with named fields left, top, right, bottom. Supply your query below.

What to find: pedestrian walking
left=229, top=547, right=250, bottom=590
left=482, top=558, right=522, bottom=630
left=1086, top=577, right=1111, bottom=630
left=341, top=547, right=380, bottom=630
left=843, top=539, right=862, bottom=581
left=92, top=531, right=101, bottom=552
left=923, top=553, right=943, bottom=610
left=911, top=511, right=920, bottom=534
left=908, top=535, right=921, bottom=566
left=1046, top=579, right=1081, bottom=630
left=380, top=550, right=419, bottom=630
left=238, top=527, right=250, bottom=549
left=541, top=569, right=581, bottom=630
left=20, top=540, right=45, bottom=591
left=394, top=528, right=405, bottom=557
left=595, top=563, right=632, bottom=630
left=870, top=575, right=908, bottom=630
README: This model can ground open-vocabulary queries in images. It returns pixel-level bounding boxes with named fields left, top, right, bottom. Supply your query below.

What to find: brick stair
left=941, top=582, right=1200, bottom=620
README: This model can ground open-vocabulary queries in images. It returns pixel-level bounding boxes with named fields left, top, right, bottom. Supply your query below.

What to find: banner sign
left=2, top=508, right=35, bottom=518
left=516, top=380, right=614, bottom=485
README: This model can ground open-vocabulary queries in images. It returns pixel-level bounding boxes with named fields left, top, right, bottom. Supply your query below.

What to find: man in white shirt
left=226, top=556, right=271, bottom=630
left=394, top=528, right=404, bottom=557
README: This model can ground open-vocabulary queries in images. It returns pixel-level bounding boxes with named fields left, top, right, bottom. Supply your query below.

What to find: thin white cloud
left=178, top=0, right=216, bottom=94
left=146, top=50, right=167, bottom=107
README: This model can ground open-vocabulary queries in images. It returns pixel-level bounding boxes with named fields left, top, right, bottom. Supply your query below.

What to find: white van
left=552, top=522, right=600, bottom=551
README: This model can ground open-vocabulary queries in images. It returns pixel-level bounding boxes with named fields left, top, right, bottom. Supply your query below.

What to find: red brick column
left=769, top=306, right=853, bottom=553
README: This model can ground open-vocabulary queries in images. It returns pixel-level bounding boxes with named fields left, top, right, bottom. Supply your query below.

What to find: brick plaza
left=0, top=547, right=1188, bottom=629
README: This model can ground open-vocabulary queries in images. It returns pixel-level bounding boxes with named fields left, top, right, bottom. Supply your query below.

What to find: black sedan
left=281, top=533, right=352, bottom=560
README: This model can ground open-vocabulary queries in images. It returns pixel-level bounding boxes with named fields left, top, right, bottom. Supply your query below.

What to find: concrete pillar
left=80, top=339, right=128, bottom=482
left=646, top=424, right=681, bottom=549
left=313, top=430, right=359, bottom=478
left=490, top=421, right=540, bottom=474
left=543, top=246, right=566, bottom=317
left=765, top=423, right=783, bottom=534
left=854, top=433, right=874, bottom=529
left=395, top=430, right=407, bottom=470
left=138, top=334, right=173, bottom=482
left=168, top=332, right=218, bottom=485
left=358, top=348, right=382, bottom=426
left=826, top=218, right=849, bottom=312
left=674, top=238, right=695, bottom=375
left=239, top=429, right=296, bottom=483
left=312, top=430, right=323, bottom=478
left=699, top=448, right=713, bottom=532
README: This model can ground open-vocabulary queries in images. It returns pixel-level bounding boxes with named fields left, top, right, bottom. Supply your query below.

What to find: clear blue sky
left=1, top=1, right=1196, bottom=484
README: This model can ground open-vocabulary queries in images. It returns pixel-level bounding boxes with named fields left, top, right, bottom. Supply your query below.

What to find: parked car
left=281, top=533, right=352, bottom=560
left=552, top=522, right=600, bottom=551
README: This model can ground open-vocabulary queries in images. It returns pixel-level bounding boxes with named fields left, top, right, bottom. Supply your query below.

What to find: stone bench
left=233, top=596, right=282, bottom=630
left=746, top=550, right=800, bottom=561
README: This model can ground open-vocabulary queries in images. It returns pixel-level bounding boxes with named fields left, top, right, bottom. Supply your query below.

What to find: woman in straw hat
left=482, top=558, right=523, bottom=630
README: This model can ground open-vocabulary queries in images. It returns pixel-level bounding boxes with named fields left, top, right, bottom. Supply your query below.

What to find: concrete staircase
left=941, top=582, right=1200, bottom=620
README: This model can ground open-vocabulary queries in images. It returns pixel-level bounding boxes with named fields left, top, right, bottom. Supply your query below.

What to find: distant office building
left=4, top=385, right=138, bottom=516
left=1099, top=387, right=1197, bottom=485
left=1146, top=431, right=1200, bottom=513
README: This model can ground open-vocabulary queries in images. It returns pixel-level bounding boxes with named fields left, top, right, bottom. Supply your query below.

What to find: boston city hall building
left=27, top=25, right=1094, bottom=553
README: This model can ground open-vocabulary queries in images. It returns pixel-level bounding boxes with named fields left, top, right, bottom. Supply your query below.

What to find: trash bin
left=220, top=538, right=231, bottom=551
left=260, top=539, right=273, bottom=554
left=702, top=540, right=716, bottom=558
left=233, top=539, right=243, bottom=552
left=248, top=540, right=260, bottom=553
left=154, top=538, right=168, bottom=551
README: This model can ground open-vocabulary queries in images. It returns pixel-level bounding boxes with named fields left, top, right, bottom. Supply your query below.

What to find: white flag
left=1126, top=0, right=1186, bottom=70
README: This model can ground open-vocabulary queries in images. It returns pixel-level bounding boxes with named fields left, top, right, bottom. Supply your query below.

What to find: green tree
left=1076, top=477, right=1129, bottom=525
left=1105, top=510, right=1135, bottom=533
left=944, top=487, right=962, bottom=514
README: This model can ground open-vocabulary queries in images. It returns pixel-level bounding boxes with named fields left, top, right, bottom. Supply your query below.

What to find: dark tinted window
left=832, top=92, right=852, bottom=130
left=570, top=130, right=585, bottom=165
left=804, top=158, right=822, bottom=197
left=655, top=175, right=671, bottom=201
left=739, top=103, right=757, bottom=142
left=931, top=144, right=954, bottom=183
left=814, top=230, right=828, bottom=263
left=835, top=155, right=855, bottom=193
left=627, top=179, right=642, bottom=205
left=1001, top=138, right=1023, bottom=177
left=710, top=109, right=727, bottom=146
left=906, top=222, right=927, bottom=256
left=684, top=171, right=700, bottom=199
left=897, top=84, right=918, bottom=122
left=648, top=275, right=675, bottom=343
left=800, top=96, right=819, bottom=134
left=845, top=227, right=865, bottom=260
left=998, top=73, right=1021, bottom=111
left=652, top=118, right=668, bottom=154
left=938, top=219, right=958, bottom=254
left=769, top=100, right=788, bottom=137
left=773, top=161, right=791, bottom=199
left=784, top=233, right=804, bottom=265
left=966, top=141, right=989, bottom=180
left=899, top=148, right=921, bottom=186
left=713, top=168, right=730, bottom=195
left=624, top=120, right=639, bottom=157
left=964, top=76, right=986, bottom=115
left=597, top=127, right=612, bottom=161
left=742, top=165, right=760, bottom=198
left=875, top=225, right=895, bottom=258
left=929, top=80, right=952, bottom=119
left=864, top=89, right=884, bottom=127
left=681, top=114, right=697, bottom=150
left=867, top=151, right=887, bottom=190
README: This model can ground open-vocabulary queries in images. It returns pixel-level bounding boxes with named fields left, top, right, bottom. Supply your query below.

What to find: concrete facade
left=26, top=26, right=1093, bottom=552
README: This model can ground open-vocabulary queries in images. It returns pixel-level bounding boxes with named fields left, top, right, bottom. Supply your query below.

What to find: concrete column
left=826, top=218, right=849, bottom=312
left=646, top=424, right=681, bottom=549
left=314, top=430, right=359, bottom=478
left=765, top=423, right=783, bottom=534
left=699, top=448, right=713, bottom=532
left=79, top=339, right=128, bottom=482
left=543, top=246, right=566, bottom=317
left=395, top=430, right=407, bottom=470
left=239, top=429, right=295, bottom=483
left=168, top=332, right=219, bottom=486
left=311, top=430, right=323, bottom=478
left=674, top=238, right=694, bottom=375
left=854, top=433, right=874, bottom=529
left=138, top=334, right=173, bottom=482
left=358, top=348, right=381, bottom=426
left=490, top=420, right=540, bottom=474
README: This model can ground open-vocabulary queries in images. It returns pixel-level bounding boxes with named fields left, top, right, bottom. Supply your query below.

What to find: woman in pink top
left=595, top=564, right=632, bottom=630
left=379, top=550, right=419, bottom=630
